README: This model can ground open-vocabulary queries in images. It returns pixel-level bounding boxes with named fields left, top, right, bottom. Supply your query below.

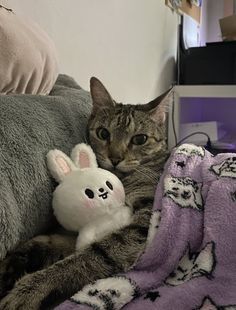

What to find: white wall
left=206, top=0, right=224, bottom=42
left=200, top=0, right=235, bottom=44
left=2, top=0, right=178, bottom=102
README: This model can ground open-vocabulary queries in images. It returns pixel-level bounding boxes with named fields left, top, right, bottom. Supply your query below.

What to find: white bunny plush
left=47, top=143, right=131, bottom=250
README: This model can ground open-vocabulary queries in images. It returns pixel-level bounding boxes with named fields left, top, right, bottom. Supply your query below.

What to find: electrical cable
left=171, top=90, right=178, bottom=145
left=176, top=131, right=212, bottom=149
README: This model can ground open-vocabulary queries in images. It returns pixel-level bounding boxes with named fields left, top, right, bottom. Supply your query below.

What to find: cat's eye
left=106, top=181, right=113, bottom=190
left=96, top=127, right=110, bottom=141
left=85, top=189, right=94, bottom=199
left=131, top=134, right=147, bottom=145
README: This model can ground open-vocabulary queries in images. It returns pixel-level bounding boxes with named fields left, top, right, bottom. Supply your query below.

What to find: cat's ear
left=90, top=77, right=115, bottom=109
left=143, top=88, right=173, bottom=124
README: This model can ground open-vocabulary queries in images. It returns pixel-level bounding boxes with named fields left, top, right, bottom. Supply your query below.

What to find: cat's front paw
left=0, top=254, right=28, bottom=300
left=0, top=270, right=52, bottom=310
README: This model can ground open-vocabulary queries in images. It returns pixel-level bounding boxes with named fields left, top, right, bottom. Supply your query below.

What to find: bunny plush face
left=47, top=144, right=126, bottom=232
left=53, top=168, right=125, bottom=231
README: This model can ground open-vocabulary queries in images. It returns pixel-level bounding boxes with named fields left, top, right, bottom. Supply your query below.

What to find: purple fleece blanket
left=56, top=144, right=236, bottom=310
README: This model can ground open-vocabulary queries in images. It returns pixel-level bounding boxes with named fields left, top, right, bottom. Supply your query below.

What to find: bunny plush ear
left=71, top=143, right=98, bottom=169
left=47, top=149, right=77, bottom=183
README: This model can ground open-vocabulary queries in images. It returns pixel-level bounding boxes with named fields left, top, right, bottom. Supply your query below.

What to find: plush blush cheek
left=84, top=199, right=96, bottom=209
left=113, top=188, right=125, bottom=202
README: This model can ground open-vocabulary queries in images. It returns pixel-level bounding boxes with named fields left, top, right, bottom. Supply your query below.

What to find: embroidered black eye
left=85, top=189, right=94, bottom=199
left=88, top=289, right=99, bottom=296
left=106, top=181, right=113, bottom=190
left=96, top=127, right=110, bottom=140
left=108, top=289, right=120, bottom=297
left=169, top=271, right=176, bottom=278
left=131, top=134, right=147, bottom=145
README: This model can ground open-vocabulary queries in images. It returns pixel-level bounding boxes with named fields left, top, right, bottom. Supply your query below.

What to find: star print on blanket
left=144, top=290, right=160, bottom=302
left=56, top=144, right=236, bottom=310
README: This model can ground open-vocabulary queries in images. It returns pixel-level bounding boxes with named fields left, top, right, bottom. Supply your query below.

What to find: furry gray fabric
left=0, top=74, right=92, bottom=259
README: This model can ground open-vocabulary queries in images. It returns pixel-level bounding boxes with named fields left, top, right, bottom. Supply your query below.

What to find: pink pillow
left=0, top=6, right=59, bottom=95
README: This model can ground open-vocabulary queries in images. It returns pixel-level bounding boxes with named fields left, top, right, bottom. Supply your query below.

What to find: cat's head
left=88, top=77, right=172, bottom=175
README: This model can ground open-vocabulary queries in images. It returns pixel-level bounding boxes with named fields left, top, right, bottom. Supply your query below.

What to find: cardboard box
left=219, top=14, right=236, bottom=41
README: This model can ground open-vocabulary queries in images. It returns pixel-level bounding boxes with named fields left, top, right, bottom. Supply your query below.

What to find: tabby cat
left=0, top=77, right=171, bottom=309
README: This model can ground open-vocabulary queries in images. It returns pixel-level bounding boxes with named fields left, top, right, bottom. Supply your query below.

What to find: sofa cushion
left=0, top=5, right=58, bottom=95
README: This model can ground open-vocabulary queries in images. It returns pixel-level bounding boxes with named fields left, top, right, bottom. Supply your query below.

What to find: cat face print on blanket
left=71, top=277, right=138, bottom=310
left=175, top=144, right=205, bottom=158
left=164, top=176, right=203, bottom=211
left=196, top=296, right=236, bottom=310
left=165, top=242, right=216, bottom=286
left=210, top=157, right=236, bottom=178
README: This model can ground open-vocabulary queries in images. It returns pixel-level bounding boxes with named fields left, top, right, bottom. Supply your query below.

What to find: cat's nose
left=110, top=158, right=122, bottom=167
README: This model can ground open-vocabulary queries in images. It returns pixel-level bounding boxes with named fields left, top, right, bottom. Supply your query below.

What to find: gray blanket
left=0, top=74, right=92, bottom=259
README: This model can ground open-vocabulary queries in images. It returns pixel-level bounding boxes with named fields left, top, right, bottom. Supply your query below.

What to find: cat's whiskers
left=138, top=165, right=161, bottom=176
left=118, top=159, right=139, bottom=169
left=95, top=153, right=114, bottom=170
left=82, top=131, right=89, bottom=144
left=134, top=167, right=159, bottom=183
